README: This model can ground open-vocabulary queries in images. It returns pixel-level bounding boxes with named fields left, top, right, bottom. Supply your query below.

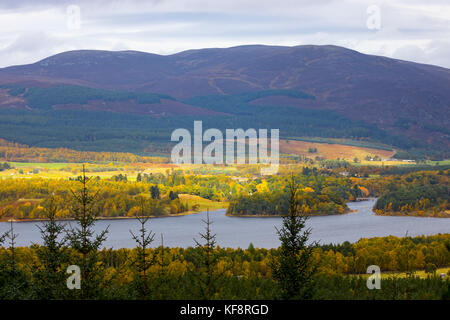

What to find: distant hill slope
left=0, top=45, right=448, bottom=157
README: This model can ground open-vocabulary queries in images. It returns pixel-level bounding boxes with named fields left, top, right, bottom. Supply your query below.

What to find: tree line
left=0, top=145, right=168, bottom=163
left=227, top=172, right=365, bottom=216
left=360, top=170, right=450, bottom=216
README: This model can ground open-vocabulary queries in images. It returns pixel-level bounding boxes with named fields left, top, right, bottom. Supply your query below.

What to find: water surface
left=0, top=199, right=449, bottom=248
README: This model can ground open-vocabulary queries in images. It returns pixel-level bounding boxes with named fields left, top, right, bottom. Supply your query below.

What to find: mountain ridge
left=0, top=44, right=448, bottom=156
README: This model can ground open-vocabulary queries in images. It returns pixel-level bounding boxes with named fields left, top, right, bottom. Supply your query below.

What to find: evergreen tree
left=0, top=221, right=30, bottom=299
left=169, top=190, right=178, bottom=200
left=65, top=165, right=109, bottom=299
left=32, top=197, right=69, bottom=299
left=0, top=231, right=6, bottom=245
left=158, top=234, right=167, bottom=274
left=0, top=230, right=7, bottom=297
left=271, top=175, right=317, bottom=299
left=129, top=197, right=155, bottom=299
left=192, top=210, right=222, bottom=299
left=150, top=233, right=173, bottom=299
left=150, top=185, right=161, bottom=199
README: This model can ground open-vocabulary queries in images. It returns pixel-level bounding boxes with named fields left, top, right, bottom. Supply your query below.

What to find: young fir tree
left=271, top=175, right=317, bottom=300
left=150, top=233, right=178, bottom=299
left=158, top=234, right=168, bottom=275
left=0, top=221, right=30, bottom=299
left=192, top=210, right=222, bottom=300
left=150, top=185, right=160, bottom=199
left=129, top=197, right=155, bottom=299
left=65, top=165, right=109, bottom=299
left=0, top=231, right=6, bottom=245
left=32, top=197, right=69, bottom=299
left=0, top=229, right=8, bottom=297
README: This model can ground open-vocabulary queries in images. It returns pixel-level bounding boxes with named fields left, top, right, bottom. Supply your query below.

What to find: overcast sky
left=0, top=0, right=449, bottom=68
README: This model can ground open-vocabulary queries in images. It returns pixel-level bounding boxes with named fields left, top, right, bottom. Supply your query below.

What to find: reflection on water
left=0, top=199, right=449, bottom=248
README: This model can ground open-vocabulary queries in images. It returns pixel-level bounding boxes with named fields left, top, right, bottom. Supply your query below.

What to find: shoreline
left=0, top=209, right=219, bottom=223
left=225, top=198, right=377, bottom=218
left=375, top=210, right=450, bottom=219
left=226, top=209, right=357, bottom=218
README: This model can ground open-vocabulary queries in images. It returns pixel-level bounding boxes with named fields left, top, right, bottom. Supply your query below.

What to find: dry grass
left=356, top=267, right=450, bottom=279
left=280, top=139, right=395, bottom=161
left=178, top=194, right=228, bottom=211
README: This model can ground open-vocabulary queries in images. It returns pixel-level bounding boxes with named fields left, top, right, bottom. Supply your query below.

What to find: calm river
left=0, top=199, right=449, bottom=248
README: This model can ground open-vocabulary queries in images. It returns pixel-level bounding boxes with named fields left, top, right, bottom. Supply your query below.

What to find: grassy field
left=357, top=267, right=450, bottom=279
left=178, top=194, right=228, bottom=212
left=8, top=162, right=73, bottom=169
left=280, top=139, right=395, bottom=162
left=0, top=162, right=120, bottom=179
left=0, top=161, right=248, bottom=180
left=425, top=159, right=450, bottom=165
left=283, top=136, right=394, bottom=151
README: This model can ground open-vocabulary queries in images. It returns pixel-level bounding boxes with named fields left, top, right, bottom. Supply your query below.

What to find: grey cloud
left=0, top=0, right=448, bottom=68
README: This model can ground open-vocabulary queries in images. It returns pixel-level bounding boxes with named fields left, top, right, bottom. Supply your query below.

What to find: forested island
left=227, top=169, right=449, bottom=218
left=372, top=171, right=449, bottom=218
left=226, top=171, right=356, bottom=216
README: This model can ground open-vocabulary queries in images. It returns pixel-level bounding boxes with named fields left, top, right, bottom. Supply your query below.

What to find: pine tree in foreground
left=65, top=165, right=109, bottom=299
left=129, top=196, right=155, bottom=299
left=0, top=230, right=6, bottom=246
left=0, top=229, right=8, bottom=297
left=271, top=174, right=317, bottom=299
left=32, top=197, right=69, bottom=299
left=0, top=221, right=29, bottom=299
left=192, top=210, right=222, bottom=300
